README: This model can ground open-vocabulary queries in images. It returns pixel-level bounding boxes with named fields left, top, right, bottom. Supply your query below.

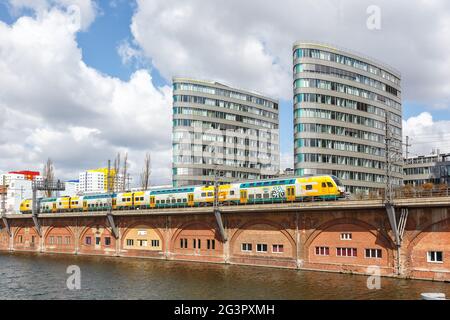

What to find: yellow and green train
left=20, top=175, right=346, bottom=214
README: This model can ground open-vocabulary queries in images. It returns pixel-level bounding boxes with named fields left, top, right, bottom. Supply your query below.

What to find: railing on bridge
left=8, top=186, right=450, bottom=216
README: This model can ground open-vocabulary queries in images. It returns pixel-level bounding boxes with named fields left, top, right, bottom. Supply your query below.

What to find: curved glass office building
left=172, top=77, right=280, bottom=187
left=293, top=42, right=403, bottom=195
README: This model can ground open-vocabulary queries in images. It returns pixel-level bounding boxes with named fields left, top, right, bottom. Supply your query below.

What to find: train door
left=52, top=203, right=57, bottom=213
left=240, top=190, right=248, bottom=204
left=83, top=201, right=87, bottom=211
left=187, top=193, right=194, bottom=207
left=322, top=181, right=331, bottom=195
left=286, top=186, right=296, bottom=202
left=150, top=196, right=156, bottom=208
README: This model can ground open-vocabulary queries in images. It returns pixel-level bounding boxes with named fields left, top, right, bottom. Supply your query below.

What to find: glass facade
left=173, top=78, right=280, bottom=187
left=403, top=153, right=450, bottom=186
left=293, top=43, right=403, bottom=195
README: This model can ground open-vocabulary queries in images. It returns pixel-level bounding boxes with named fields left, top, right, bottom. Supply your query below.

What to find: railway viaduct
left=1, top=197, right=450, bottom=282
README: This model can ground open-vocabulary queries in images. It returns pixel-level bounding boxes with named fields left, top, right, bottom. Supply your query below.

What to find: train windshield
left=331, top=175, right=344, bottom=187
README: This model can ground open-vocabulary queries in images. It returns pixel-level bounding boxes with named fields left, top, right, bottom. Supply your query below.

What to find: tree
left=140, top=153, right=152, bottom=190
left=43, top=158, right=54, bottom=197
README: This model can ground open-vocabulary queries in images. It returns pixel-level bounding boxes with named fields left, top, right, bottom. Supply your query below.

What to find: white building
left=78, top=168, right=125, bottom=194
left=0, top=172, right=44, bottom=214
left=61, top=180, right=80, bottom=196
left=78, top=171, right=106, bottom=194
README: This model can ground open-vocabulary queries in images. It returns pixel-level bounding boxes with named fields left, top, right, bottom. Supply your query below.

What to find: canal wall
left=1, top=198, right=449, bottom=282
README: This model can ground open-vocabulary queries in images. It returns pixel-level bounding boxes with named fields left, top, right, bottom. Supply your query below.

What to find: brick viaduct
left=1, top=198, right=449, bottom=282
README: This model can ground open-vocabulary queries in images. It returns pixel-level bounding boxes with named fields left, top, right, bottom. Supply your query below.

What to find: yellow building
left=79, top=168, right=123, bottom=193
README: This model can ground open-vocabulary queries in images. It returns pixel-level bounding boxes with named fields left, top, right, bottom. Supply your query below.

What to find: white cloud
left=403, top=112, right=450, bottom=156
left=8, top=0, right=98, bottom=30
left=130, top=0, right=450, bottom=106
left=0, top=7, right=173, bottom=185
left=280, top=152, right=294, bottom=171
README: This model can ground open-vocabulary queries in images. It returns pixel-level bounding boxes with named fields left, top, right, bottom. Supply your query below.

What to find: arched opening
left=171, top=222, right=222, bottom=258
left=44, top=226, right=75, bottom=253
left=305, top=219, right=393, bottom=269
left=79, top=224, right=116, bottom=255
left=230, top=220, right=296, bottom=267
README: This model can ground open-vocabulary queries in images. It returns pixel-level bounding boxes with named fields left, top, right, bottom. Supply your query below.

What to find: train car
left=40, top=198, right=58, bottom=213
left=132, top=191, right=149, bottom=209
left=69, top=196, right=83, bottom=212
left=116, top=192, right=133, bottom=210
left=82, top=194, right=115, bottom=211
left=56, top=196, right=71, bottom=212
left=192, top=184, right=240, bottom=206
left=239, top=175, right=345, bottom=204
left=19, top=199, right=32, bottom=214
left=151, top=187, right=195, bottom=208
left=18, top=174, right=345, bottom=214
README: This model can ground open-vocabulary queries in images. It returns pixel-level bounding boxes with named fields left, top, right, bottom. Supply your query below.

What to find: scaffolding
left=31, top=179, right=65, bottom=236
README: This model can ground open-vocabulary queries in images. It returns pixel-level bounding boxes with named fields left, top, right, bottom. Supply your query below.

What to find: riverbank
left=1, top=251, right=449, bottom=300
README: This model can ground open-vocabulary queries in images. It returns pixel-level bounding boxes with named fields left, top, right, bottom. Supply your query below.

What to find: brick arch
left=304, top=217, right=395, bottom=266
left=78, top=223, right=116, bottom=255
left=230, top=219, right=297, bottom=257
left=170, top=221, right=221, bottom=252
left=406, top=218, right=450, bottom=251
left=79, top=223, right=112, bottom=241
left=13, top=226, right=40, bottom=251
left=121, top=221, right=165, bottom=251
left=43, top=226, right=76, bottom=253
left=405, top=218, right=450, bottom=280
left=304, top=217, right=393, bottom=250
left=44, top=226, right=75, bottom=240
left=13, top=226, right=39, bottom=239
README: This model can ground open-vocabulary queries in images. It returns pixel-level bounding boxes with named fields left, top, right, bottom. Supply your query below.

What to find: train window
left=177, top=199, right=181, bottom=203
left=249, top=194, right=255, bottom=199
left=127, top=198, right=131, bottom=201
left=327, top=182, right=333, bottom=187
left=156, top=200, right=160, bottom=204
left=172, top=199, right=176, bottom=203
left=183, top=199, right=187, bottom=202
left=160, top=200, right=165, bottom=204
left=207, top=192, right=213, bottom=197
left=306, top=185, right=313, bottom=191
left=201, top=192, right=206, bottom=197
left=230, top=191, right=235, bottom=195
left=256, top=194, right=262, bottom=199
left=322, top=183, right=327, bottom=188
left=263, top=193, right=270, bottom=199
left=122, top=198, right=126, bottom=202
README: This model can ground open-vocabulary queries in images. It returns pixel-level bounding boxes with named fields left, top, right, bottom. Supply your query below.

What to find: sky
left=0, top=0, right=450, bottom=186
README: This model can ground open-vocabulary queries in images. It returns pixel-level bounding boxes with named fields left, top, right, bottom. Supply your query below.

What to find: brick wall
left=1, top=205, right=449, bottom=282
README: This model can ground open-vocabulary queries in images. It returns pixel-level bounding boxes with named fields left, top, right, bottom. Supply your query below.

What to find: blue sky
left=72, top=1, right=448, bottom=159
left=1, top=0, right=450, bottom=183
left=69, top=1, right=295, bottom=156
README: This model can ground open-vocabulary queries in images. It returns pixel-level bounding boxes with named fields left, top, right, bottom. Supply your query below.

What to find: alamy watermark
left=366, top=265, right=381, bottom=290
left=67, top=5, right=82, bottom=32
left=366, top=5, right=381, bottom=30
left=66, top=265, right=81, bottom=290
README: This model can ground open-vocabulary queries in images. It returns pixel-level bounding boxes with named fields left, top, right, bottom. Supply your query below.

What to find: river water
left=0, top=252, right=449, bottom=300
